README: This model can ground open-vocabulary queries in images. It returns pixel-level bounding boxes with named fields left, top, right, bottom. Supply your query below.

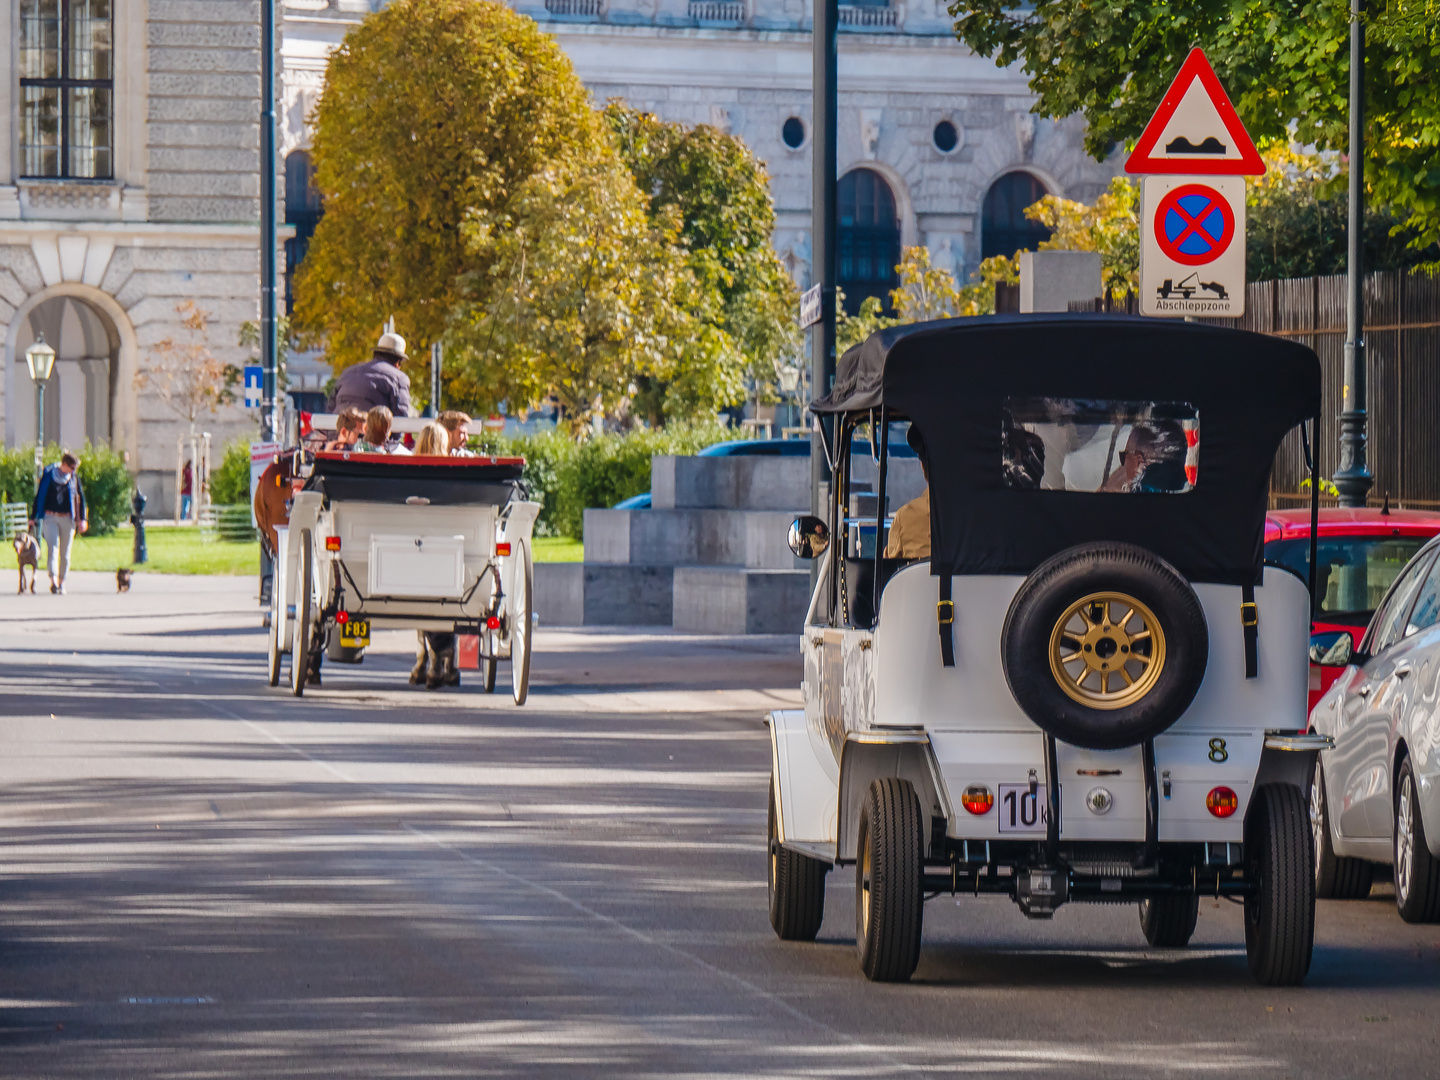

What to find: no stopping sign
left=1154, top=183, right=1235, bottom=266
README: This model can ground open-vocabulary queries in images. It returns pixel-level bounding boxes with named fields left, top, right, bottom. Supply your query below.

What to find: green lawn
left=67, top=526, right=261, bottom=575
left=59, top=526, right=585, bottom=575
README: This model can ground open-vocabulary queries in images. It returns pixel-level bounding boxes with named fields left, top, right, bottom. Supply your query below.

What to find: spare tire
left=1001, top=542, right=1208, bottom=750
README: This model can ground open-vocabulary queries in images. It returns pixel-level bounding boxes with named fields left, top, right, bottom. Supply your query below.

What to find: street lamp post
left=259, top=0, right=280, bottom=442
left=810, top=0, right=838, bottom=595
left=1335, top=0, right=1372, bottom=512
left=25, top=334, right=57, bottom=483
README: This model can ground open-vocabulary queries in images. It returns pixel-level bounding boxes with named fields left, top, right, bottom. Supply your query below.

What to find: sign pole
left=810, top=0, right=838, bottom=595
left=259, top=0, right=279, bottom=443
left=1335, top=0, right=1372, bottom=510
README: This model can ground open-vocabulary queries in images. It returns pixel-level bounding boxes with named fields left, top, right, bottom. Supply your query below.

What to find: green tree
left=454, top=159, right=697, bottom=431
left=604, top=104, right=799, bottom=423
left=1024, top=176, right=1141, bottom=298
left=294, top=0, right=612, bottom=384
left=951, top=0, right=1440, bottom=249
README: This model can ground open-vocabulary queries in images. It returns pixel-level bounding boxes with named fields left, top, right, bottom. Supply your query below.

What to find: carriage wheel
left=290, top=530, right=314, bottom=698
left=510, top=539, right=533, bottom=706
left=266, top=599, right=282, bottom=687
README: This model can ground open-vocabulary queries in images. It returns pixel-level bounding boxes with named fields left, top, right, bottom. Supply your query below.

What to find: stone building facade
left=0, top=0, right=263, bottom=507
left=283, top=0, right=1121, bottom=319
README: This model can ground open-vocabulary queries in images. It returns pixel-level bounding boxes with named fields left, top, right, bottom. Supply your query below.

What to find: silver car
left=1310, top=534, right=1440, bottom=921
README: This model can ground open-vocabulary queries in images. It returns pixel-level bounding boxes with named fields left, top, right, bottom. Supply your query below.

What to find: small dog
left=116, top=567, right=132, bottom=593
left=14, top=532, right=39, bottom=594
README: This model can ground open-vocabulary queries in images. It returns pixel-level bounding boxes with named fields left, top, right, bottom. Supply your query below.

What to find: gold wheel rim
left=1048, top=591, right=1166, bottom=711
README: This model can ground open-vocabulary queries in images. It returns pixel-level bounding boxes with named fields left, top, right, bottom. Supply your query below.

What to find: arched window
left=837, top=168, right=900, bottom=315
left=981, top=171, right=1052, bottom=259
left=284, top=150, right=324, bottom=315
left=17, top=296, right=118, bottom=448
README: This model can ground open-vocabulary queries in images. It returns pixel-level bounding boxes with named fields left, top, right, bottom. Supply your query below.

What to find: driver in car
left=885, top=425, right=931, bottom=560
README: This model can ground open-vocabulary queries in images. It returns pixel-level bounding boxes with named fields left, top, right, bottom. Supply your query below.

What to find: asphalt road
left=3, top=572, right=1439, bottom=1078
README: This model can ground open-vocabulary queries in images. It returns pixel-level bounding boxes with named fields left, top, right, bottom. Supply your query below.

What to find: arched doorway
left=285, top=149, right=323, bottom=315
left=981, top=171, right=1052, bottom=259
left=837, top=168, right=901, bottom=315
left=12, top=296, right=119, bottom=449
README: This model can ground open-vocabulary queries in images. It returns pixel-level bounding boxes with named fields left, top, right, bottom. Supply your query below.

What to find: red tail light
left=496, top=542, right=512, bottom=557
left=336, top=611, right=348, bottom=624
left=1206, top=786, right=1238, bottom=818
left=325, top=536, right=341, bottom=551
left=486, top=615, right=501, bottom=630
left=961, top=785, right=994, bottom=815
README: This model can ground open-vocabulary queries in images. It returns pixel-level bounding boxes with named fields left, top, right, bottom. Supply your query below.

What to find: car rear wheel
left=1312, top=764, right=1374, bottom=900
left=1138, top=894, right=1199, bottom=947
left=1394, top=760, right=1440, bottom=923
left=767, top=784, right=827, bottom=941
left=1244, top=783, right=1315, bottom=986
left=1002, top=542, right=1208, bottom=750
left=855, top=778, right=924, bottom=982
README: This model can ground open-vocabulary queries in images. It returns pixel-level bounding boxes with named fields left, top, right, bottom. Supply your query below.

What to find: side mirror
left=788, top=515, right=830, bottom=560
left=1309, top=629, right=1355, bottom=667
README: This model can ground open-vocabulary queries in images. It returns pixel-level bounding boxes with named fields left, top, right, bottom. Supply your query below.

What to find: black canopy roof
left=811, top=314, right=1321, bottom=587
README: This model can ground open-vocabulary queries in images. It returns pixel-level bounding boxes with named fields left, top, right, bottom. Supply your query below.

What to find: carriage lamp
left=326, top=536, right=342, bottom=551
left=486, top=615, right=501, bottom=630
left=495, top=542, right=511, bottom=556
left=1206, top=786, right=1238, bottom=818
left=961, top=785, right=994, bottom=815
left=336, top=611, right=348, bottom=624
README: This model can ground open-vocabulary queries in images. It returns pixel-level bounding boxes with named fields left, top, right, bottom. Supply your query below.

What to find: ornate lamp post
left=25, top=333, right=57, bottom=483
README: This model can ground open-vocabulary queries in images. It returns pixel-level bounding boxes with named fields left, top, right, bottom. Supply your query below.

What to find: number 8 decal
left=1208, top=737, right=1228, bottom=763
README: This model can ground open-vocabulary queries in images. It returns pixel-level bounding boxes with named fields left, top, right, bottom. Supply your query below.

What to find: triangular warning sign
left=1125, top=48, right=1265, bottom=175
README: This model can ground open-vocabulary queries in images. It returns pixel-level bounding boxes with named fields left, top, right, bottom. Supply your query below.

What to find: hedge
left=0, top=443, right=133, bottom=535
left=474, top=421, right=732, bottom=539
left=210, top=438, right=254, bottom=507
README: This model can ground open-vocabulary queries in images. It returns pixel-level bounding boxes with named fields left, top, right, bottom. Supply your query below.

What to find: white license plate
left=997, top=783, right=1062, bottom=834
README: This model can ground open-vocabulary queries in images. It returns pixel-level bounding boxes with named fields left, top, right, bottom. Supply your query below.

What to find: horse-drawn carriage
left=266, top=415, right=539, bottom=703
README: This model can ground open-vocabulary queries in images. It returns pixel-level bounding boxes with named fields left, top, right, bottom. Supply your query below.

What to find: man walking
left=329, top=332, right=414, bottom=417
left=30, top=452, right=88, bottom=595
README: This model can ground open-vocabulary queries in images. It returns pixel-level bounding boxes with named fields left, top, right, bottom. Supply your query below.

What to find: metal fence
left=1071, top=269, right=1440, bottom=508
left=1, top=502, right=27, bottom=539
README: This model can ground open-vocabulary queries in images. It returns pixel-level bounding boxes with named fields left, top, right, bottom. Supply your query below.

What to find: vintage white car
left=767, top=314, right=1328, bottom=986
left=267, top=432, right=539, bottom=703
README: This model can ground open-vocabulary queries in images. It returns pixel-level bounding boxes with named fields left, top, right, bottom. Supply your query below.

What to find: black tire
left=767, top=784, right=827, bottom=941
left=1002, top=542, right=1209, bottom=750
left=1312, top=763, right=1374, bottom=900
left=1394, top=759, right=1440, bottom=923
left=483, top=656, right=498, bottom=694
left=510, top=540, right=533, bottom=706
left=1139, top=894, right=1199, bottom=947
left=1244, top=783, right=1316, bottom=986
left=290, top=529, right=313, bottom=699
left=855, top=778, right=924, bottom=982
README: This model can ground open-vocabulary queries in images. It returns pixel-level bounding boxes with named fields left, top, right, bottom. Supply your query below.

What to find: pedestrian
left=438, top=410, right=474, bottom=456
left=30, top=451, right=88, bottom=595
left=328, top=331, right=414, bottom=417
left=180, top=460, right=193, bottom=519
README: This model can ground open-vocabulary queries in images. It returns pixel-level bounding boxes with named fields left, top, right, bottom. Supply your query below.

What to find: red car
left=1263, top=507, right=1440, bottom=709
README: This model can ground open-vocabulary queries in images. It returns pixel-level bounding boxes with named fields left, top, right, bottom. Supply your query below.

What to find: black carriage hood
left=811, top=314, right=1321, bottom=587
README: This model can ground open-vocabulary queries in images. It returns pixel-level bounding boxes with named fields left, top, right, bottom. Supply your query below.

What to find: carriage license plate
left=997, top=783, right=1061, bottom=834
left=340, top=620, right=370, bottom=648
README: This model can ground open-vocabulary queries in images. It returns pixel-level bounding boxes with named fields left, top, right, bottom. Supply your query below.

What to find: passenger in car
left=885, top=425, right=931, bottom=560
left=1101, top=421, right=1187, bottom=493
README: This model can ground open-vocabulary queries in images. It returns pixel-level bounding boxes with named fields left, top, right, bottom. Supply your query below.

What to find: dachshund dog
left=116, top=567, right=132, bottom=593
left=14, top=532, right=39, bottom=594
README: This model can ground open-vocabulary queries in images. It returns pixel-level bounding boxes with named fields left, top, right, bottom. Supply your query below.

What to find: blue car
left=610, top=434, right=914, bottom=508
